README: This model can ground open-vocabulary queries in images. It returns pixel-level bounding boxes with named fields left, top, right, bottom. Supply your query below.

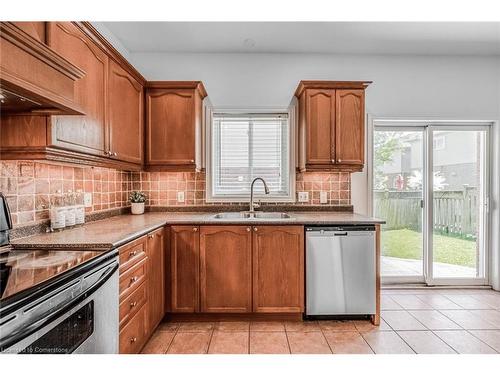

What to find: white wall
left=130, top=51, right=500, bottom=215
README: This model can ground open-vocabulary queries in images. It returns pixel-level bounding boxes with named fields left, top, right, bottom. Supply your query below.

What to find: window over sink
left=206, top=112, right=295, bottom=202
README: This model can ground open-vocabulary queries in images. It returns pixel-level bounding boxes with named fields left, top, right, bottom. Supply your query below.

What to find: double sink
left=211, top=211, right=294, bottom=221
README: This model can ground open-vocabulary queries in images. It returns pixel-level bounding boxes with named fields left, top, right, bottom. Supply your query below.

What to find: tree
left=373, top=132, right=403, bottom=190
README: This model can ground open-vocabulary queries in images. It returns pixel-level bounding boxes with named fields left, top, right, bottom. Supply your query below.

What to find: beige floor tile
left=167, top=332, right=212, bottom=354
left=177, top=322, right=215, bottom=332
left=469, top=310, right=500, bottom=329
left=284, top=321, right=320, bottom=332
left=439, top=310, right=497, bottom=330
left=156, top=322, right=180, bottom=332
left=408, top=310, right=462, bottom=330
left=443, top=295, right=494, bottom=309
left=287, top=332, right=332, bottom=354
left=468, top=330, right=500, bottom=352
left=249, top=332, right=290, bottom=354
left=381, top=295, right=404, bottom=310
left=390, top=295, right=433, bottom=310
left=353, top=318, right=392, bottom=332
left=215, top=321, right=250, bottom=332
left=250, top=321, right=285, bottom=332
left=361, top=331, right=414, bottom=354
left=471, top=295, right=500, bottom=309
left=318, top=320, right=357, bottom=331
left=381, top=311, right=427, bottom=331
left=434, top=330, right=497, bottom=354
left=415, top=294, right=462, bottom=310
left=141, top=330, right=176, bottom=354
left=397, top=331, right=455, bottom=354
left=208, top=331, right=249, bottom=354
left=323, top=331, right=374, bottom=354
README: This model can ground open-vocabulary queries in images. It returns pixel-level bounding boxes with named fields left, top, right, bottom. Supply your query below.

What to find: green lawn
left=382, top=228, right=476, bottom=268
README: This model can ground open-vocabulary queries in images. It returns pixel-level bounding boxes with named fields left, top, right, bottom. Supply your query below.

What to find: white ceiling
left=99, top=22, right=500, bottom=56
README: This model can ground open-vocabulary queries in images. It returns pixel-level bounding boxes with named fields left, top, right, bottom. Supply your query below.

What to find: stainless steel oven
left=0, top=253, right=119, bottom=354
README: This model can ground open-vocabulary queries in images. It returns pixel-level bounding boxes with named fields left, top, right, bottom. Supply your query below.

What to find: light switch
left=177, top=191, right=185, bottom=203
left=84, top=192, right=92, bottom=208
left=298, top=191, right=309, bottom=202
left=320, top=191, right=328, bottom=204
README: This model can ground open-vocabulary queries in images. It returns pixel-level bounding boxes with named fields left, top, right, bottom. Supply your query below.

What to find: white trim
left=369, top=116, right=495, bottom=286
left=205, top=108, right=296, bottom=203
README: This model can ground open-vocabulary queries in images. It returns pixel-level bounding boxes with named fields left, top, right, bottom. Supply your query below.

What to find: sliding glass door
left=373, top=122, right=490, bottom=285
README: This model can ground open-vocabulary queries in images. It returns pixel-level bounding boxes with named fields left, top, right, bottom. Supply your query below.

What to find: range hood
left=0, top=22, right=85, bottom=115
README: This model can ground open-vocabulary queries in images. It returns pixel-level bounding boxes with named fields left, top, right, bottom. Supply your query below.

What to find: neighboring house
left=379, top=131, right=481, bottom=190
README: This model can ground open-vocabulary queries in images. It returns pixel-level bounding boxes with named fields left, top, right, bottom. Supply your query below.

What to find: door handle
left=334, top=232, right=348, bottom=236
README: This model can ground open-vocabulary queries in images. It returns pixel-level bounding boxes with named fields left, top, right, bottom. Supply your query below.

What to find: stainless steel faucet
left=249, top=177, right=270, bottom=214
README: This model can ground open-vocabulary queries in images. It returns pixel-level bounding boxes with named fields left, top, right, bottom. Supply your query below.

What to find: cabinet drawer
left=119, top=303, right=148, bottom=354
left=119, top=257, right=147, bottom=299
left=119, top=280, right=147, bottom=329
left=119, top=236, right=147, bottom=272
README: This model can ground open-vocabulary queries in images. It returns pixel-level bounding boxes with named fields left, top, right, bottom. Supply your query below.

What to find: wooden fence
left=374, top=187, right=478, bottom=238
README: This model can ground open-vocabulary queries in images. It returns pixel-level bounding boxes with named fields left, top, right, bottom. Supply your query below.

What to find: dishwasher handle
left=334, top=232, right=348, bottom=236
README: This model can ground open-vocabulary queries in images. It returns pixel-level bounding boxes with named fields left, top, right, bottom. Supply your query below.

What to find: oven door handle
left=0, top=262, right=118, bottom=352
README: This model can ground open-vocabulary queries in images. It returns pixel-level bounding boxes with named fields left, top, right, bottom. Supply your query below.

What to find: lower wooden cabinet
left=200, top=226, right=252, bottom=313
left=146, top=227, right=165, bottom=332
left=118, top=228, right=166, bottom=354
left=252, top=226, right=305, bottom=313
left=170, top=225, right=200, bottom=313
left=168, top=224, right=305, bottom=315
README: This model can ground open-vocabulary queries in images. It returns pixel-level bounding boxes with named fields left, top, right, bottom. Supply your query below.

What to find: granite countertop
left=12, top=211, right=385, bottom=250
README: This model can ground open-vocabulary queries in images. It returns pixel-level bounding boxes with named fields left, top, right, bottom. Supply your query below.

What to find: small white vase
left=131, top=202, right=145, bottom=215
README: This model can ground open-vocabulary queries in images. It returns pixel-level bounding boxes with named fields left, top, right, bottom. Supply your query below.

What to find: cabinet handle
left=130, top=337, right=137, bottom=343
left=130, top=301, right=137, bottom=308
left=246, top=227, right=251, bottom=232
left=190, top=159, right=195, bottom=163
left=129, top=250, right=137, bottom=257
left=253, top=227, right=258, bottom=232
left=193, top=227, right=198, bottom=232
left=130, top=276, right=138, bottom=283
left=148, top=234, right=154, bottom=239
left=113, top=152, right=117, bottom=156
left=338, top=159, right=342, bottom=163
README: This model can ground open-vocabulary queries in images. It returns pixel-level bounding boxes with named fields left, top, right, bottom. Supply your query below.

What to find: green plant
left=129, top=191, right=146, bottom=203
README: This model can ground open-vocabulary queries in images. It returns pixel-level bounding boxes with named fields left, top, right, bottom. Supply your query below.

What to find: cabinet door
left=170, top=225, right=199, bottom=312
left=200, top=226, right=252, bottom=313
left=335, top=89, right=365, bottom=166
left=146, top=228, right=165, bottom=332
left=108, top=59, right=143, bottom=164
left=47, top=22, right=108, bottom=156
left=146, top=89, right=195, bottom=167
left=305, top=89, right=335, bottom=166
left=252, top=226, right=304, bottom=313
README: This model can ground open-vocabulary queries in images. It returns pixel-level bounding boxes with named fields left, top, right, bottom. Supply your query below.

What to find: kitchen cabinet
left=146, top=227, right=165, bottom=332
left=108, top=59, right=144, bottom=164
left=200, top=226, right=252, bottom=313
left=0, top=22, right=145, bottom=170
left=47, top=21, right=109, bottom=157
left=170, top=225, right=200, bottom=313
left=295, top=81, right=370, bottom=172
left=11, top=22, right=46, bottom=44
left=145, top=81, right=207, bottom=171
left=252, top=226, right=304, bottom=313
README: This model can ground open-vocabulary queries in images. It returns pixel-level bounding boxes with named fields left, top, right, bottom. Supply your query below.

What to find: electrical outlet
left=320, top=191, right=328, bottom=204
left=177, top=191, right=185, bottom=203
left=84, top=192, right=92, bottom=208
left=298, top=191, right=309, bottom=202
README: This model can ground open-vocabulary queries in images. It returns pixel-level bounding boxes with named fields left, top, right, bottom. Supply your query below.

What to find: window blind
left=211, top=113, right=290, bottom=198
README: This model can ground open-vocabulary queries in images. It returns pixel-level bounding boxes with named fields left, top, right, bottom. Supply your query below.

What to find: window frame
left=205, top=108, right=296, bottom=203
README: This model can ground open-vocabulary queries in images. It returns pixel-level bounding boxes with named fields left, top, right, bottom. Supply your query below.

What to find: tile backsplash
left=0, top=161, right=131, bottom=227
left=1, top=160, right=351, bottom=228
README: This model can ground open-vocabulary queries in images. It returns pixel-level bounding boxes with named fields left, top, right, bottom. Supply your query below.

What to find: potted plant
left=129, top=191, right=146, bottom=215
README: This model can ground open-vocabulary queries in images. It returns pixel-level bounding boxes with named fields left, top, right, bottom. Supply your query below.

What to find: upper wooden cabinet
left=295, top=81, right=370, bottom=172
left=0, top=22, right=145, bottom=170
left=108, top=59, right=144, bottom=164
left=48, top=22, right=109, bottom=157
left=200, top=226, right=252, bottom=313
left=145, top=81, right=207, bottom=171
left=252, top=226, right=304, bottom=313
left=0, top=22, right=84, bottom=114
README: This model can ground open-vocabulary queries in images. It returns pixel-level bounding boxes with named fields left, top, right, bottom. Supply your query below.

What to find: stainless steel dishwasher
left=306, top=226, right=376, bottom=316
